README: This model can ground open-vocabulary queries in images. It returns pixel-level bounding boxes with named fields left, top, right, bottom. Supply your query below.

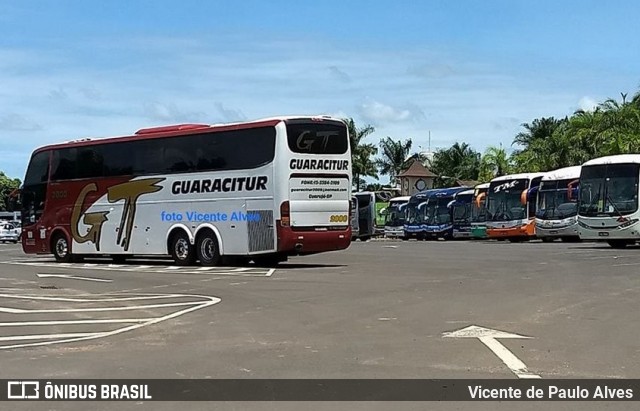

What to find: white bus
left=381, top=196, right=410, bottom=238
left=19, top=116, right=352, bottom=266
left=535, top=165, right=581, bottom=242
left=486, top=172, right=546, bottom=241
left=577, top=155, right=640, bottom=248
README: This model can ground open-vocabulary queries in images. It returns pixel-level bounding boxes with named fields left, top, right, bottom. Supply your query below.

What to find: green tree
left=375, top=137, right=414, bottom=184
left=479, top=145, right=512, bottom=181
left=0, top=172, right=21, bottom=211
left=428, top=142, right=481, bottom=186
left=344, top=118, right=378, bottom=191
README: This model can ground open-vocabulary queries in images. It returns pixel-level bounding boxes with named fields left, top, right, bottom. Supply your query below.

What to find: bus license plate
left=598, top=232, right=609, bottom=237
left=549, top=230, right=558, bottom=234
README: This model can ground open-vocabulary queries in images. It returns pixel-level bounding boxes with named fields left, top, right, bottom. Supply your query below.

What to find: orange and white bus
left=18, top=116, right=352, bottom=266
left=485, top=172, right=545, bottom=241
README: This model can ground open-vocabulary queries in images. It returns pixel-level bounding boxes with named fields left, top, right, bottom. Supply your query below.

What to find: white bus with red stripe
left=19, top=116, right=352, bottom=266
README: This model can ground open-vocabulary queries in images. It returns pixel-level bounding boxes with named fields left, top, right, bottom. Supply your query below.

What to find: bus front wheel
left=196, top=229, right=222, bottom=266
left=52, top=233, right=72, bottom=263
left=169, top=231, right=196, bottom=266
left=607, top=240, right=634, bottom=249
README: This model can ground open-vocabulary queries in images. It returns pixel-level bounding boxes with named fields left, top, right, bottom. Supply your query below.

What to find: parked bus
left=350, top=196, right=360, bottom=240
left=535, top=165, right=581, bottom=242
left=353, top=191, right=376, bottom=241
left=485, top=172, right=546, bottom=241
left=403, top=190, right=432, bottom=240
left=18, top=116, right=352, bottom=266
left=577, top=155, right=640, bottom=248
left=421, top=187, right=469, bottom=239
left=381, top=196, right=410, bottom=238
left=470, top=182, right=490, bottom=239
left=449, top=189, right=475, bottom=239
left=404, top=187, right=468, bottom=240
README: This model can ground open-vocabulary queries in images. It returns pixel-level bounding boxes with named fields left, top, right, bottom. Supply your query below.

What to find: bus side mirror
left=379, top=207, right=388, bottom=216
left=520, top=189, right=528, bottom=205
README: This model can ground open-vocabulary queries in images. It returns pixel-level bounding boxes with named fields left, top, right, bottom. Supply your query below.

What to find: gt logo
left=330, top=214, right=348, bottom=223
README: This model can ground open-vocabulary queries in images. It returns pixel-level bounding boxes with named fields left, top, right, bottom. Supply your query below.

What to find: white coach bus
left=535, top=165, right=581, bottom=242
left=19, top=116, right=352, bottom=265
left=577, top=155, right=640, bottom=248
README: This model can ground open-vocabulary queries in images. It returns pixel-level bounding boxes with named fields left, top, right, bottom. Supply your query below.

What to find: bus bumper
left=487, top=222, right=535, bottom=239
left=536, top=223, right=580, bottom=239
left=277, top=225, right=351, bottom=255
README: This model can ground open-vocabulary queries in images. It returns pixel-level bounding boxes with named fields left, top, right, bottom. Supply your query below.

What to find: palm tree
left=375, top=137, right=414, bottom=184
left=344, top=118, right=378, bottom=191
left=428, top=142, right=481, bottom=185
left=513, top=117, right=565, bottom=148
left=480, top=145, right=512, bottom=181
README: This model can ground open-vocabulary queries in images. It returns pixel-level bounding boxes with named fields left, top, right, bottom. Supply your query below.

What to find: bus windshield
left=406, top=201, right=426, bottom=224
left=425, top=197, right=453, bottom=225
left=384, top=204, right=407, bottom=227
left=487, top=178, right=528, bottom=221
left=579, top=164, right=639, bottom=217
left=536, top=179, right=578, bottom=220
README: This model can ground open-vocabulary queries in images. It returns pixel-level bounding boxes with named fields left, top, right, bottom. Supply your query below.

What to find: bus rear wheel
left=52, top=233, right=72, bottom=263
left=169, top=231, right=196, bottom=266
left=196, top=230, right=222, bottom=266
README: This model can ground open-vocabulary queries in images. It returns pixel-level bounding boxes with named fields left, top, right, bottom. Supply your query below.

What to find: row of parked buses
left=353, top=154, right=640, bottom=249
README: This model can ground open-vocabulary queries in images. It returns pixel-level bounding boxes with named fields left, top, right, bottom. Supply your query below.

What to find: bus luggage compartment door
left=246, top=200, right=276, bottom=253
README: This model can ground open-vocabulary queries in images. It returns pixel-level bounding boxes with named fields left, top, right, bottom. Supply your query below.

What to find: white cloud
left=578, top=96, right=598, bottom=112
left=358, top=98, right=414, bottom=124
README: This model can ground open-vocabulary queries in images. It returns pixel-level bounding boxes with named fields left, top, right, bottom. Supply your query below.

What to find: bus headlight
left=618, top=218, right=639, bottom=229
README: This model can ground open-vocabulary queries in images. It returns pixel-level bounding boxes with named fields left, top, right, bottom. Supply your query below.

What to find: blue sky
left=1, top=0, right=639, bottom=180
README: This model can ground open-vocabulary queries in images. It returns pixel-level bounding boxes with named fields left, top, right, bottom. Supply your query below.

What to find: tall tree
left=428, top=142, right=481, bottom=186
left=344, top=118, right=378, bottom=191
left=479, top=145, right=512, bottom=181
left=0, top=172, right=21, bottom=211
left=375, top=137, right=414, bottom=184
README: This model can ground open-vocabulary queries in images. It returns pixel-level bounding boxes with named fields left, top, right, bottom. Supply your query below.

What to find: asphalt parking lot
left=1, top=239, right=639, bottom=410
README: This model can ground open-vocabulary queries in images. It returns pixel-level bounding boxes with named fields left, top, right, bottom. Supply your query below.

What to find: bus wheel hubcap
left=175, top=239, right=189, bottom=260
left=56, top=238, right=68, bottom=257
left=200, top=238, right=215, bottom=261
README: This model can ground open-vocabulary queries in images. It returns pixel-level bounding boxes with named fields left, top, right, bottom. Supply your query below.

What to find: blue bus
left=449, top=189, right=475, bottom=239
left=404, top=187, right=469, bottom=240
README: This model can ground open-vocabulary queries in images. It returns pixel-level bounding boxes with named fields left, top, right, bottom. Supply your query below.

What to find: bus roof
left=32, top=115, right=346, bottom=154
left=455, top=189, right=475, bottom=197
left=583, top=154, right=640, bottom=167
left=490, top=172, right=546, bottom=183
left=389, top=196, right=411, bottom=202
left=474, top=182, right=490, bottom=189
left=541, top=165, right=581, bottom=181
left=408, top=187, right=471, bottom=202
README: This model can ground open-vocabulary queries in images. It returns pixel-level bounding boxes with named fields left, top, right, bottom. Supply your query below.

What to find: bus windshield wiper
left=606, top=193, right=625, bottom=219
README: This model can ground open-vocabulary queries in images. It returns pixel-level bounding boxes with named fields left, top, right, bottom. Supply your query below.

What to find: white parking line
left=2, top=259, right=275, bottom=277
left=0, top=318, right=152, bottom=327
left=0, top=293, right=220, bottom=350
left=37, top=273, right=113, bottom=283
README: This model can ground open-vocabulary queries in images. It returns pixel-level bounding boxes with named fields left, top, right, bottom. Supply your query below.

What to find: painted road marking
left=37, top=273, right=113, bottom=283
left=443, top=325, right=541, bottom=379
left=2, top=259, right=275, bottom=277
left=0, top=293, right=220, bottom=350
